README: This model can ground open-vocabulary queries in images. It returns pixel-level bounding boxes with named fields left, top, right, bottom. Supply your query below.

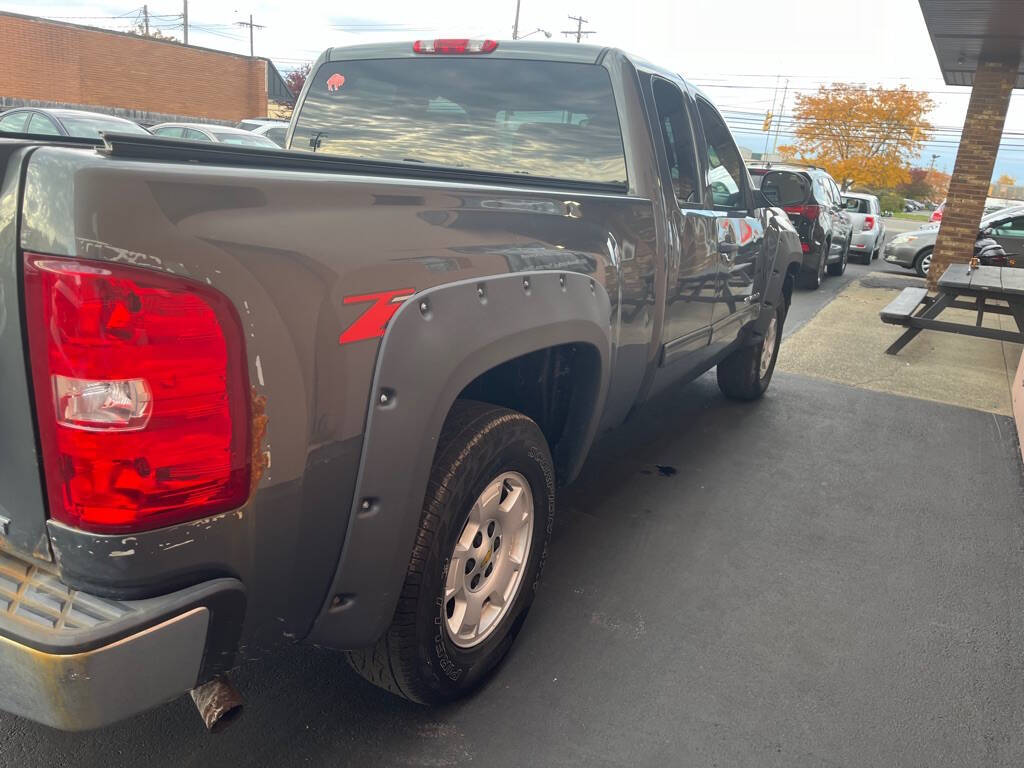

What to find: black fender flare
left=308, top=271, right=612, bottom=648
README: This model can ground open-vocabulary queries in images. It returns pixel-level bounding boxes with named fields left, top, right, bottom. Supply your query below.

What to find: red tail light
left=23, top=254, right=251, bottom=534
left=863, top=215, right=875, bottom=231
left=413, top=38, right=498, bottom=54
left=930, top=209, right=943, bottom=222
left=800, top=242, right=811, bottom=253
left=783, top=204, right=821, bottom=220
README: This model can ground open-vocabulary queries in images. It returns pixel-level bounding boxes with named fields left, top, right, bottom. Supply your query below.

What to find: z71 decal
left=338, top=288, right=416, bottom=345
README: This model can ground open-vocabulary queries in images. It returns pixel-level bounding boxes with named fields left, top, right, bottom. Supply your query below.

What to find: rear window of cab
left=292, top=58, right=627, bottom=187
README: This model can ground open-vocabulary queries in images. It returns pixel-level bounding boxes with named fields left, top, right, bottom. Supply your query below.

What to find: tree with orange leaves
left=777, top=84, right=935, bottom=190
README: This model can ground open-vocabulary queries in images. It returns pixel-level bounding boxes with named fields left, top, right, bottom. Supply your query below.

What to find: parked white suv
left=841, top=192, right=885, bottom=263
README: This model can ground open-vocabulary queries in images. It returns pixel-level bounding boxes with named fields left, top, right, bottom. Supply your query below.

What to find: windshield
left=60, top=115, right=149, bottom=138
left=292, top=58, right=627, bottom=186
left=211, top=132, right=278, bottom=147
left=842, top=197, right=870, bottom=213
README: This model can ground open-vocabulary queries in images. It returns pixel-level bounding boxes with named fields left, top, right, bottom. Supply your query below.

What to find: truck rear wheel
left=716, top=301, right=785, bottom=400
left=345, top=400, right=555, bottom=704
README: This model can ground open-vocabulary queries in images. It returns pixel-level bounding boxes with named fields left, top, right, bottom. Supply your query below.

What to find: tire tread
left=345, top=400, right=547, bottom=704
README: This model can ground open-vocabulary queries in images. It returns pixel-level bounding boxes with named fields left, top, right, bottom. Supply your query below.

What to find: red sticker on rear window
left=326, top=73, right=345, bottom=92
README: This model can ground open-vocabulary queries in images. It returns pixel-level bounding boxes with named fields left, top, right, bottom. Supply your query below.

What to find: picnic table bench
left=880, top=265, right=1024, bottom=355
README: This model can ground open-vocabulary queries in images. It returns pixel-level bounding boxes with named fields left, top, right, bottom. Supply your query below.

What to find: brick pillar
left=929, top=58, right=1019, bottom=288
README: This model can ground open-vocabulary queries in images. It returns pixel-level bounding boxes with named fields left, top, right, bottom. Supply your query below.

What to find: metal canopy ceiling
left=919, top=0, right=1024, bottom=87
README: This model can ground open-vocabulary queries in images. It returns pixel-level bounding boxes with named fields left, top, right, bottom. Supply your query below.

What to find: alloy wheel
left=443, top=472, right=534, bottom=648
left=760, top=314, right=778, bottom=378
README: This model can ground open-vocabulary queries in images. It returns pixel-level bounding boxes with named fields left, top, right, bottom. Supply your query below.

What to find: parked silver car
left=235, top=118, right=290, bottom=147
left=150, top=122, right=279, bottom=147
left=841, top=192, right=886, bottom=263
left=0, top=107, right=149, bottom=138
left=884, top=204, right=1024, bottom=277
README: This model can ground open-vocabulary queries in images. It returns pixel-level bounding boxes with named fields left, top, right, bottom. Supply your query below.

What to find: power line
left=235, top=14, right=264, bottom=56
left=561, top=15, right=594, bottom=43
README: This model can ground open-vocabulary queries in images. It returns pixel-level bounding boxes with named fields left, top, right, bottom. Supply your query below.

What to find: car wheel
left=345, top=399, right=554, bottom=705
left=798, top=241, right=828, bottom=290
left=871, top=237, right=881, bottom=260
left=828, top=237, right=849, bottom=275
left=717, top=300, right=786, bottom=400
left=914, top=248, right=933, bottom=278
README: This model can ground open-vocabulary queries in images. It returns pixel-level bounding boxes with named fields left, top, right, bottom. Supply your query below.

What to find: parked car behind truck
left=0, top=107, right=149, bottom=139
left=151, top=122, right=279, bottom=147
left=885, top=204, right=1024, bottom=277
left=841, top=192, right=885, bottom=262
left=0, top=39, right=803, bottom=731
left=749, top=163, right=853, bottom=289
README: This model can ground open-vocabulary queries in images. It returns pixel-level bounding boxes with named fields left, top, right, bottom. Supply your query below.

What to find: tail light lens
left=413, top=39, right=498, bottom=54
left=783, top=204, right=821, bottom=220
left=800, top=242, right=811, bottom=253
left=23, top=253, right=251, bottom=534
left=863, top=215, right=875, bottom=231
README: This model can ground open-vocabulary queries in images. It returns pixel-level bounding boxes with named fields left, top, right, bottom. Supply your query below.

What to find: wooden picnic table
left=880, top=265, right=1024, bottom=355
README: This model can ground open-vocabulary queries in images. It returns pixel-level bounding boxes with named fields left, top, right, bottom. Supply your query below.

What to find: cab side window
left=651, top=78, right=700, bottom=206
left=695, top=98, right=746, bottom=210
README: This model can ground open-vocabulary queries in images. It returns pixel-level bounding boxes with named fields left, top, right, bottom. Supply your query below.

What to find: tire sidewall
left=413, top=420, right=554, bottom=700
left=915, top=248, right=933, bottom=278
left=758, top=302, right=785, bottom=388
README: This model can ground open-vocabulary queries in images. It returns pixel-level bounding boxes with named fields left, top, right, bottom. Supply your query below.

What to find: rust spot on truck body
left=250, top=389, right=269, bottom=493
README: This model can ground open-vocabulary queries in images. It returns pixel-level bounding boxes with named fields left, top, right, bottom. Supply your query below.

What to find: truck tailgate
left=0, top=141, right=51, bottom=561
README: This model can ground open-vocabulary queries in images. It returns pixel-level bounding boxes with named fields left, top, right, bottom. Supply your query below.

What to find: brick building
left=0, top=11, right=293, bottom=125
left=918, top=1, right=1023, bottom=287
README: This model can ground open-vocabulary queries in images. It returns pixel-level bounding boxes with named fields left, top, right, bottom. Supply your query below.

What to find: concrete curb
left=1014, top=350, right=1024, bottom=464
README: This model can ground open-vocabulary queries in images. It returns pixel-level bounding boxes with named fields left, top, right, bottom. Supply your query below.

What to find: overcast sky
left=13, top=0, right=1024, bottom=181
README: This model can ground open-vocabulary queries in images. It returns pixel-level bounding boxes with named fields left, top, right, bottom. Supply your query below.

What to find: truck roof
left=326, top=39, right=608, bottom=65
left=319, top=40, right=702, bottom=96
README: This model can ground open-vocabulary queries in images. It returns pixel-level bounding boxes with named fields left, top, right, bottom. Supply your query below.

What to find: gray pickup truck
left=0, top=39, right=802, bottom=731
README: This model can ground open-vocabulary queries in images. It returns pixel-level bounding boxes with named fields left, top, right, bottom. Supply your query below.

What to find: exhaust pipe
left=190, top=675, right=244, bottom=733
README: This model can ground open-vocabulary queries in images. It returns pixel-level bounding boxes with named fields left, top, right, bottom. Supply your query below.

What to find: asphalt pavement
left=785, top=216, right=924, bottom=336
left=5, top=215, right=1023, bottom=767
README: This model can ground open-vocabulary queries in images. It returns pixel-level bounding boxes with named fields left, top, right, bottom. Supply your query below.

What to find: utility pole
left=561, top=15, right=595, bottom=43
left=512, top=0, right=521, bottom=39
left=762, top=74, right=780, bottom=161
left=236, top=14, right=265, bottom=57
left=771, top=78, right=789, bottom=156
left=182, top=0, right=188, bottom=45
left=143, top=4, right=149, bottom=36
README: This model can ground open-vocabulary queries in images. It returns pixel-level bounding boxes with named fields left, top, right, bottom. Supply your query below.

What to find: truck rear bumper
left=0, top=548, right=245, bottom=730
